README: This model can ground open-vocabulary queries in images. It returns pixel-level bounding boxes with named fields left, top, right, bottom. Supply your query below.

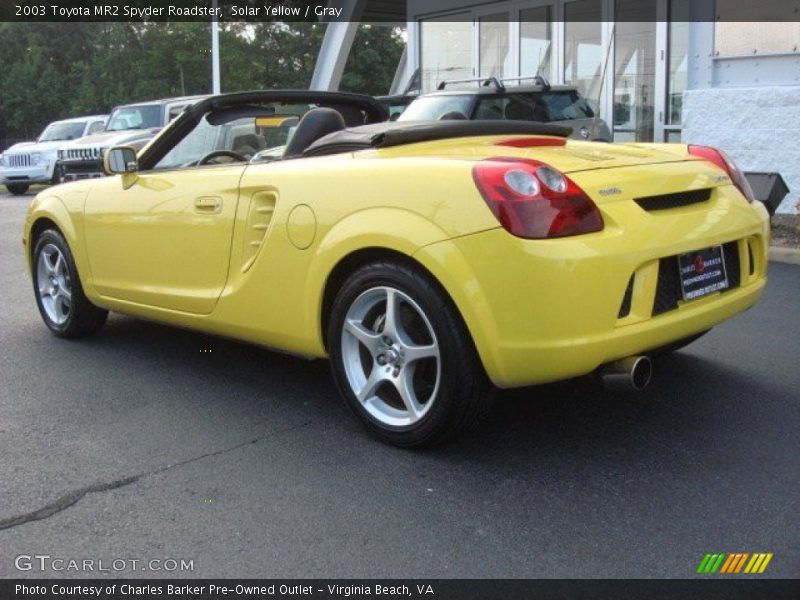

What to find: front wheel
left=32, top=229, right=108, bottom=338
left=6, top=183, right=29, bottom=195
left=328, top=261, right=495, bottom=447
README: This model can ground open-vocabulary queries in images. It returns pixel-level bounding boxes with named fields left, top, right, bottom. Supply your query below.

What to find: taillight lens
left=688, top=144, right=755, bottom=203
left=472, top=158, right=604, bottom=239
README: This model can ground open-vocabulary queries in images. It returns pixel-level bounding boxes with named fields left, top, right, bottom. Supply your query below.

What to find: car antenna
left=590, top=23, right=616, bottom=141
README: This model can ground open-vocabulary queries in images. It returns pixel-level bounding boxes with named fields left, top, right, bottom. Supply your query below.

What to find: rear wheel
left=6, top=183, right=29, bottom=195
left=32, top=229, right=108, bottom=338
left=328, top=261, right=495, bottom=447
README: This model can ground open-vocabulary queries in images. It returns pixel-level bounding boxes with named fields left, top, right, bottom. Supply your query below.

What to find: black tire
left=328, top=261, right=495, bottom=448
left=6, top=183, right=29, bottom=195
left=32, top=229, right=108, bottom=338
left=650, top=329, right=711, bottom=357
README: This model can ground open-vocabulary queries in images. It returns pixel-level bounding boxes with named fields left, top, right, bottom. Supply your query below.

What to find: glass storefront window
left=479, top=14, right=510, bottom=78
left=667, top=0, right=690, bottom=126
left=563, top=0, right=602, bottom=113
left=613, top=0, right=657, bottom=142
left=420, top=16, right=473, bottom=92
left=520, top=6, right=553, bottom=80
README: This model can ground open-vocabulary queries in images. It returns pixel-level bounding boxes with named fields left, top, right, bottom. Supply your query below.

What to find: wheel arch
left=25, top=196, right=83, bottom=280
left=320, top=247, right=454, bottom=350
left=318, top=240, right=504, bottom=387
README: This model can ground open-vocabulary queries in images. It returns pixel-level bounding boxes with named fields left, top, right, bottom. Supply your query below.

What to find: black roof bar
left=436, top=77, right=505, bottom=91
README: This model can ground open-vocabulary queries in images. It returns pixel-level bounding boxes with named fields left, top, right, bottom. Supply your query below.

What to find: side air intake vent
left=242, top=191, right=277, bottom=272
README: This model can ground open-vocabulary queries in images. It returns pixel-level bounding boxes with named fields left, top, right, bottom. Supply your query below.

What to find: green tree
left=0, top=22, right=405, bottom=149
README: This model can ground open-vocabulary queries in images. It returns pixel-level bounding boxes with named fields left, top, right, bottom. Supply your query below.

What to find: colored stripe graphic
left=719, top=554, right=736, bottom=573
left=699, top=553, right=726, bottom=574
left=758, top=553, right=773, bottom=573
left=697, top=554, right=712, bottom=574
left=710, top=554, right=726, bottom=573
left=698, top=552, right=772, bottom=574
left=744, top=554, right=760, bottom=573
left=721, top=553, right=750, bottom=574
left=734, top=553, right=750, bottom=573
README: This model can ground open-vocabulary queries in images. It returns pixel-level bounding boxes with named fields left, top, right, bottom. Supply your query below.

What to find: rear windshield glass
left=400, top=90, right=594, bottom=122
left=475, top=91, right=594, bottom=121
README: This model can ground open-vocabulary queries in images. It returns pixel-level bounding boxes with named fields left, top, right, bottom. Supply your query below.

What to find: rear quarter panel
left=204, top=154, right=501, bottom=356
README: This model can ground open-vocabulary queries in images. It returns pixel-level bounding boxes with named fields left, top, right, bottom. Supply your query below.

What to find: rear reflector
left=494, top=137, right=567, bottom=148
left=472, top=157, right=603, bottom=239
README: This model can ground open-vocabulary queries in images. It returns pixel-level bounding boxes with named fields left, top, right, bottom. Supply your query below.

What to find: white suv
left=0, top=115, right=107, bottom=195
left=57, top=96, right=206, bottom=182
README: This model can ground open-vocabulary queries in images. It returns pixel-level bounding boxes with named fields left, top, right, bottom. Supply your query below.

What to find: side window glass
left=154, top=117, right=219, bottom=170
left=87, top=121, right=105, bottom=135
left=475, top=98, right=505, bottom=119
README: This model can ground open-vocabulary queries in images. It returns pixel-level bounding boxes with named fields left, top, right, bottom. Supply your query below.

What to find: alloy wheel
left=36, top=243, right=72, bottom=325
left=340, top=286, right=441, bottom=427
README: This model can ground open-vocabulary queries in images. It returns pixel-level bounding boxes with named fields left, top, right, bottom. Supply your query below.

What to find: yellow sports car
left=23, top=91, right=769, bottom=447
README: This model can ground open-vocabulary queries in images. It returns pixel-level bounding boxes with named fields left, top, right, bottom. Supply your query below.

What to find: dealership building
left=319, top=0, right=799, bottom=213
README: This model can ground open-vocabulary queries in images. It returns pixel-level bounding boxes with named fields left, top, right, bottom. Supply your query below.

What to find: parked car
left=57, top=95, right=206, bottom=182
left=399, top=76, right=612, bottom=141
left=23, top=90, right=768, bottom=447
left=0, top=115, right=107, bottom=195
left=375, top=93, right=418, bottom=120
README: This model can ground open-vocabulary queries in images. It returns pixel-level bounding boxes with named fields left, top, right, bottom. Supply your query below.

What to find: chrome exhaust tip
left=598, top=355, right=652, bottom=392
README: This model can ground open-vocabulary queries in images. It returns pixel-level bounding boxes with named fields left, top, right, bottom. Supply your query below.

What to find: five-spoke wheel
left=32, top=229, right=108, bottom=337
left=341, top=286, right=441, bottom=427
left=36, top=243, right=72, bottom=325
left=329, top=261, right=494, bottom=447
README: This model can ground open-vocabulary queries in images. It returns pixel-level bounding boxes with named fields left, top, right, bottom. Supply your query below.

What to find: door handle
left=194, top=196, right=222, bottom=213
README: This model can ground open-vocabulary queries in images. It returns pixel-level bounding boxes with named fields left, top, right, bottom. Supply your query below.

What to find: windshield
left=398, top=95, right=474, bottom=121
left=106, top=105, right=162, bottom=131
left=38, top=121, right=86, bottom=142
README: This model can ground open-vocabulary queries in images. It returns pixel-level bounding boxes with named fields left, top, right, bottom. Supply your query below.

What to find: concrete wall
left=682, top=86, right=799, bottom=214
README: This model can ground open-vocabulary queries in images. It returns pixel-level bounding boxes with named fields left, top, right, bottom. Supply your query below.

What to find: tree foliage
left=0, top=22, right=404, bottom=146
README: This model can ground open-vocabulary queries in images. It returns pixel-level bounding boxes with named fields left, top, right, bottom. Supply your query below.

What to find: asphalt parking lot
left=0, top=189, right=798, bottom=579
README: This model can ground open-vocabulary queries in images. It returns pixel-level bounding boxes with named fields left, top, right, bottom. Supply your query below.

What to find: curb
left=769, top=246, right=800, bottom=265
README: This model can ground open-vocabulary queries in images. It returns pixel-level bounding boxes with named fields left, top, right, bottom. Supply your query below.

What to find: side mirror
left=103, top=146, right=138, bottom=175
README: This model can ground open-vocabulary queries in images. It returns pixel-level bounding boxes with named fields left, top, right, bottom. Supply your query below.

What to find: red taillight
left=688, top=144, right=755, bottom=203
left=472, top=157, right=604, bottom=239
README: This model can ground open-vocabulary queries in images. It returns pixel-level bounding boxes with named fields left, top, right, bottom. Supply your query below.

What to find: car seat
left=283, top=108, right=346, bottom=159
left=232, top=133, right=265, bottom=158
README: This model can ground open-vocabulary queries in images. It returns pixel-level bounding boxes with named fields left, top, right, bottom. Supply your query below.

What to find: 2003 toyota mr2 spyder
left=23, top=91, right=769, bottom=447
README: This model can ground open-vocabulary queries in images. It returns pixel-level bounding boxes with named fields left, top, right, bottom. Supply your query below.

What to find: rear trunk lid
left=504, top=140, right=695, bottom=174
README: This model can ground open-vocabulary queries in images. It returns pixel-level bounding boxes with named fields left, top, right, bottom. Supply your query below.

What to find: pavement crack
left=0, top=420, right=312, bottom=531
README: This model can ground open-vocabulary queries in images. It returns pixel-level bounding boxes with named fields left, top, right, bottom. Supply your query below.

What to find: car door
left=83, top=163, right=244, bottom=314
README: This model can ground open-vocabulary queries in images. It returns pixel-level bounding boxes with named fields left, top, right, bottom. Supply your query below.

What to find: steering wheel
left=197, top=150, right=247, bottom=165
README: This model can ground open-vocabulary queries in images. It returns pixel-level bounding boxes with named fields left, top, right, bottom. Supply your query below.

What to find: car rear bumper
left=417, top=189, right=770, bottom=388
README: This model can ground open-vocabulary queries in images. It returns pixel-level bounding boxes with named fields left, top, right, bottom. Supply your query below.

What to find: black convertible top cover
left=304, top=120, right=573, bottom=157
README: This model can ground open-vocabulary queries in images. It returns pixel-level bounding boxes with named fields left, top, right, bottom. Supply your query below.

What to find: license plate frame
left=677, top=246, right=729, bottom=301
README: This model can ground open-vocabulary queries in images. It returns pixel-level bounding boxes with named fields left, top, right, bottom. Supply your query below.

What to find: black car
left=398, top=76, right=612, bottom=141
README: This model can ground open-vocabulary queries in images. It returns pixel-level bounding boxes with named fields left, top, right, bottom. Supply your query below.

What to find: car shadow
left=73, top=313, right=780, bottom=473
